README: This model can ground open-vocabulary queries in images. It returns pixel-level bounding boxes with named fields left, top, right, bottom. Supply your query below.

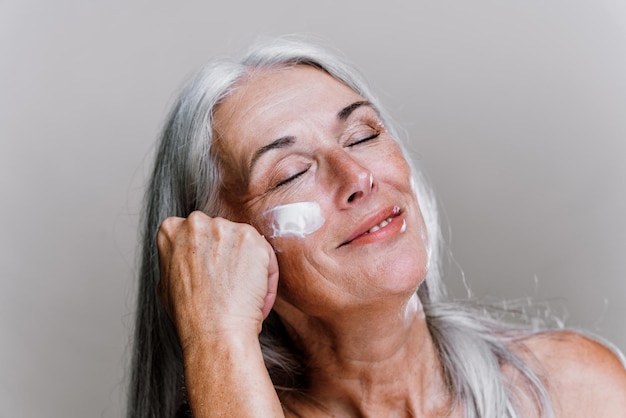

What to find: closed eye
left=347, top=132, right=381, bottom=147
left=274, top=167, right=309, bottom=189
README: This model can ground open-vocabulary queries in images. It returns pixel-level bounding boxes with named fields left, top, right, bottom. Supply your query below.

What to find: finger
left=261, top=239, right=279, bottom=320
left=156, top=216, right=185, bottom=320
left=157, top=216, right=185, bottom=250
left=156, top=248, right=173, bottom=319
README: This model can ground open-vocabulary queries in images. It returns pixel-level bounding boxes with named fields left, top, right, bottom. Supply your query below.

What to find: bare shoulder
left=521, top=330, right=626, bottom=416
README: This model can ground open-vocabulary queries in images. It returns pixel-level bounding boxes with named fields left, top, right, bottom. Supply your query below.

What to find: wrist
left=173, top=306, right=263, bottom=347
left=179, top=321, right=283, bottom=417
left=179, top=319, right=261, bottom=355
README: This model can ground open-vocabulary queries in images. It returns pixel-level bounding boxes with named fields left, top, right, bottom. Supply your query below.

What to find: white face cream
left=264, top=201, right=325, bottom=239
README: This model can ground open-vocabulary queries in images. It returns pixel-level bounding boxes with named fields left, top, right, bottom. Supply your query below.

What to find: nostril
left=347, top=191, right=361, bottom=203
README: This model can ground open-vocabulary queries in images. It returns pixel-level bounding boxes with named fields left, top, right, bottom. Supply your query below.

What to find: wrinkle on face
left=212, top=64, right=430, bottom=321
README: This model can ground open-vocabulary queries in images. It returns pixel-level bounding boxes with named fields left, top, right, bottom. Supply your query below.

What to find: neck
left=278, top=293, right=453, bottom=416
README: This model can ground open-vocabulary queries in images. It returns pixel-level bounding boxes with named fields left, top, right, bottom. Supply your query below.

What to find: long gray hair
left=127, top=36, right=553, bottom=417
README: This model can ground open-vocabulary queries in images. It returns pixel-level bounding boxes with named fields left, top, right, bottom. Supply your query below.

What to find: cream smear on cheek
left=263, top=201, right=325, bottom=240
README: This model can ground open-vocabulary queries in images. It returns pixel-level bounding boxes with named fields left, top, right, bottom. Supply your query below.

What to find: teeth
left=368, top=217, right=392, bottom=234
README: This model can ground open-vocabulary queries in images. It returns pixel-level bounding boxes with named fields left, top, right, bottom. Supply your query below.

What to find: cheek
left=262, top=215, right=346, bottom=316
left=264, top=201, right=325, bottom=240
left=248, top=200, right=327, bottom=257
left=366, top=144, right=412, bottom=187
left=271, top=240, right=330, bottom=315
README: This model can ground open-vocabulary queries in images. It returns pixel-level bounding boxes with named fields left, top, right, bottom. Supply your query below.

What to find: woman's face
left=213, top=65, right=430, bottom=317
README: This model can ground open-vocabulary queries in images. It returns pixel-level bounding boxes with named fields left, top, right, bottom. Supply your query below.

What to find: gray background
left=2, top=1, right=624, bottom=417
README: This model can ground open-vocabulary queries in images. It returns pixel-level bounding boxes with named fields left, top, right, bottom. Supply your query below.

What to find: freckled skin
left=210, top=66, right=447, bottom=416
left=214, top=66, right=430, bottom=320
left=157, top=65, right=626, bottom=417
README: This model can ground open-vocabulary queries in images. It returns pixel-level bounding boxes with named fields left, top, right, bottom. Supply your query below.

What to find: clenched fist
left=156, top=211, right=279, bottom=349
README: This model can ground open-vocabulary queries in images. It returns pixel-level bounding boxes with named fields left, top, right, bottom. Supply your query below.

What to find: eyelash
left=274, top=166, right=310, bottom=189
left=347, top=131, right=381, bottom=147
left=272, top=131, right=381, bottom=189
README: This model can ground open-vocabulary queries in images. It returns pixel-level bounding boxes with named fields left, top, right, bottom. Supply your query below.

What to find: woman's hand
left=156, top=211, right=285, bottom=417
left=157, top=211, right=279, bottom=347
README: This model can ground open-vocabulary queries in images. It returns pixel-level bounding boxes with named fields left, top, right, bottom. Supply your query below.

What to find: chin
left=378, top=255, right=428, bottom=297
left=358, top=238, right=429, bottom=299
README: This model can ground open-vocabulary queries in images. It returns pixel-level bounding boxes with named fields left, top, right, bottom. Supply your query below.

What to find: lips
left=367, top=217, right=394, bottom=234
left=339, top=205, right=402, bottom=247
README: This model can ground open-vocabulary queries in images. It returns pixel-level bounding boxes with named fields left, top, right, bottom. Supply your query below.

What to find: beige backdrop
left=2, top=1, right=625, bottom=417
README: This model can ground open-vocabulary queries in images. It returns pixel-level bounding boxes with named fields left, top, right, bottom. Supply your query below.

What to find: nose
left=326, top=151, right=374, bottom=208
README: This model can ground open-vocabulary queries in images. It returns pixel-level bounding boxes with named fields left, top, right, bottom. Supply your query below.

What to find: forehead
left=213, top=65, right=364, bottom=162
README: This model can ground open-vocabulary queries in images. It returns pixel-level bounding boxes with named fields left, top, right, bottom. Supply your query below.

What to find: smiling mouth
left=366, top=216, right=394, bottom=234
left=339, top=206, right=403, bottom=247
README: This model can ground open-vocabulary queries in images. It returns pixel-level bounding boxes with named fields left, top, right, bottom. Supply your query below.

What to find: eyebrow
left=250, top=100, right=374, bottom=171
left=337, top=100, right=372, bottom=120
left=250, top=135, right=295, bottom=169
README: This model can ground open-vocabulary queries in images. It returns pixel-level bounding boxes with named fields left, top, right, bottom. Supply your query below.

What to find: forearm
left=183, top=332, right=284, bottom=417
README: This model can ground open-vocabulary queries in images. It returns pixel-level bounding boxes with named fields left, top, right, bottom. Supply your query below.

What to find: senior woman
left=127, top=37, right=626, bottom=417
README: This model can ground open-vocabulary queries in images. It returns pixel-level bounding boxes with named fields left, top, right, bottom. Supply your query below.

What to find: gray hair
left=127, top=35, right=553, bottom=417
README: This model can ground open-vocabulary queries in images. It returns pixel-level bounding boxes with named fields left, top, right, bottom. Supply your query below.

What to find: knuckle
left=240, top=224, right=260, bottom=242
left=233, top=220, right=256, bottom=236
left=158, top=216, right=180, bottom=238
left=157, top=217, right=179, bottom=247
left=211, top=216, right=231, bottom=230
left=187, top=210, right=209, bottom=228
left=159, top=216, right=178, bottom=230
left=211, top=216, right=238, bottom=239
